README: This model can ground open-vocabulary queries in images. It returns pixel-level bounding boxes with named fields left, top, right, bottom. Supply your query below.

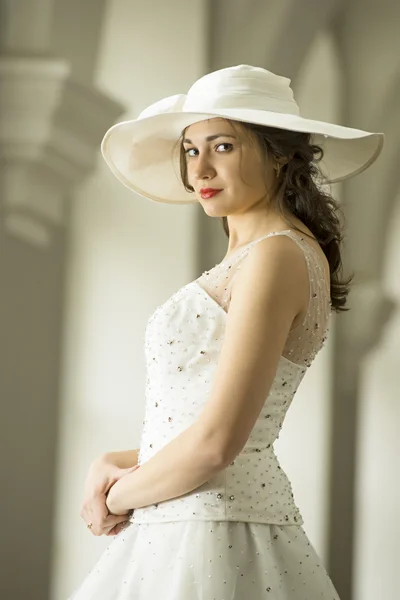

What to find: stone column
left=0, top=2, right=124, bottom=599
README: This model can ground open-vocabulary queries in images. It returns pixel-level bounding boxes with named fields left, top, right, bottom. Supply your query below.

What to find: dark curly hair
left=178, top=120, right=354, bottom=312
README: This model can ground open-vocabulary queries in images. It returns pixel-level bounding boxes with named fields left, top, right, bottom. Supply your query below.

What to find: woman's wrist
left=105, top=486, right=118, bottom=514
left=105, top=478, right=131, bottom=515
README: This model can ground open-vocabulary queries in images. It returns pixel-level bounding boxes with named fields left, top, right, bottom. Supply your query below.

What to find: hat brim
left=101, top=109, right=384, bottom=204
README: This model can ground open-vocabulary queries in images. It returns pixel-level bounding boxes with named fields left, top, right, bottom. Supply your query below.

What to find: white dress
left=69, top=230, right=340, bottom=599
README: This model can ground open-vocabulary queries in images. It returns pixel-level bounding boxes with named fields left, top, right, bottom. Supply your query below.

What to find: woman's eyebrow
left=183, top=133, right=237, bottom=144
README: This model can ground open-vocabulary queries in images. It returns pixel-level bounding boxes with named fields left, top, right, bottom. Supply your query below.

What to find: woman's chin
left=201, top=202, right=227, bottom=217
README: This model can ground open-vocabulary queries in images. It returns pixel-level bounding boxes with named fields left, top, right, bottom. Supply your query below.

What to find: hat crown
left=183, top=64, right=300, bottom=116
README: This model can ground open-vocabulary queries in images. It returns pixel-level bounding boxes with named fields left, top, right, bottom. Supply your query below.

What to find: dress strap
left=220, top=230, right=294, bottom=266
left=197, top=229, right=332, bottom=368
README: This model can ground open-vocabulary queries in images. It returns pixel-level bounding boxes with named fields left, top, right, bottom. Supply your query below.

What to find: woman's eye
left=184, top=148, right=197, bottom=157
left=216, top=143, right=233, bottom=152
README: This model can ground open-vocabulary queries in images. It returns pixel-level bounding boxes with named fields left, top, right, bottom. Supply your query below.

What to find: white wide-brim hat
left=101, top=64, right=384, bottom=204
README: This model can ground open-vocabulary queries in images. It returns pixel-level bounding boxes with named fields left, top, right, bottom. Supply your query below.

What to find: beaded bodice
left=131, top=230, right=332, bottom=525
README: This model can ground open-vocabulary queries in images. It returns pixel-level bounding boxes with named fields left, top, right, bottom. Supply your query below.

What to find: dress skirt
left=68, top=520, right=341, bottom=599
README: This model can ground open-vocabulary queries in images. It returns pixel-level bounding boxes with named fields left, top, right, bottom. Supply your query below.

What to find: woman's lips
left=200, top=189, right=222, bottom=199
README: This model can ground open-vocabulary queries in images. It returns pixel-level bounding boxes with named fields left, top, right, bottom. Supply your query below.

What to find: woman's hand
left=81, top=490, right=131, bottom=537
left=80, top=455, right=140, bottom=536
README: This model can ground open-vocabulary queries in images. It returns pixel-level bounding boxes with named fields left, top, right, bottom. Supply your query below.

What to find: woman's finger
left=86, top=512, right=130, bottom=536
left=114, top=464, right=140, bottom=481
left=106, top=521, right=129, bottom=536
left=84, top=495, right=110, bottom=535
left=101, top=515, right=130, bottom=536
left=103, top=464, right=139, bottom=493
left=104, top=513, right=131, bottom=529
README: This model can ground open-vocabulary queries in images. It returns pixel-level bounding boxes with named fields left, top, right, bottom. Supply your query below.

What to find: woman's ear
left=277, top=154, right=292, bottom=167
left=281, top=152, right=294, bottom=166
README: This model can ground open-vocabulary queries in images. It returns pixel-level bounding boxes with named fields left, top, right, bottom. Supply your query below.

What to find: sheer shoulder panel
left=195, top=230, right=332, bottom=368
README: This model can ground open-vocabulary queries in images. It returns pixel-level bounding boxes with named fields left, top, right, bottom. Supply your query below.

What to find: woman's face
left=182, top=117, right=276, bottom=216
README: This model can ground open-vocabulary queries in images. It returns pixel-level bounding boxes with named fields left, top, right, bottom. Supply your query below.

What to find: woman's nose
left=193, top=155, right=216, bottom=180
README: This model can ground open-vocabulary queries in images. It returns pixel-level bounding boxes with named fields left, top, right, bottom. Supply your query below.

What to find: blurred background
left=0, top=1, right=399, bottom=599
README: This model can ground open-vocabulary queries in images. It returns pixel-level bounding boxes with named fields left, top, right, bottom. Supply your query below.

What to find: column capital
left=0, top=56, right=124, bottom=245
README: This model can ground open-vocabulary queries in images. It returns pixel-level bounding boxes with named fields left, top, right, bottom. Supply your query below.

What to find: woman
left=70, top=65, right=383, bottom=598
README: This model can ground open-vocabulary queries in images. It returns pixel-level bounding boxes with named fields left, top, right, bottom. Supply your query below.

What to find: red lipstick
left=200, top=188, right=222, bottom=199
